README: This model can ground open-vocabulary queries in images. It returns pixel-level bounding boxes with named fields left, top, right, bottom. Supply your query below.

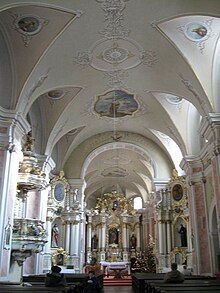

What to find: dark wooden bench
left=0, top=284, right=65, bottom=293
left=147, top=279, right=220, bottom=293
left=147, top=278, right=220, bottom=291
left=156, top=288, right=220, bottom=293
left=131, top=272, right=219, bottom=293
left=22, top=273, right=104, bottom=293
left=131, top=273, right=165, bottom=293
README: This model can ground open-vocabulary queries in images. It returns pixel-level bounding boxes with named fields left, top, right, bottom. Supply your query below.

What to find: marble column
left=158, top=220, right=163, bottom=254
left=166, top=220, right=171, bottom=253
left=135, top=223, right=141, bottom=251
left=101, top=223, right=105, bottom=250
left=122, top=223, right=127, bottom=249
left=68, top=178, right=85, bottom=271
left=98, top=225, right=102, bottom=250
left=0, top=113, right=29, bottom=282
left=87, top=219, right=92, bottom=251
left=70, top=223, right=75, bottom=255
left=65, top=222, right=71, bottom=254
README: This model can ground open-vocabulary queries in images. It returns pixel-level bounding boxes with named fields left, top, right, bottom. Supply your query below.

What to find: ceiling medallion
left=74, top=0, right=157, bottom=71
left=11, top=13, right=49, bottom=46
left=177, top=18, right=214, bottom=54
left=89, top=38, right=142, bottom=71
left=103, top=43, right=129, bottom=64
left=184, top=22, right=209, bottom=42
left=165, top=95, right=183, bottom=105
left=47, top=89, right=65, bottom=100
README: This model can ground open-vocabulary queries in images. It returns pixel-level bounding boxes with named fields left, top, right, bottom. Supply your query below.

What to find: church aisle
left=103, top=286, right=134, bottom=293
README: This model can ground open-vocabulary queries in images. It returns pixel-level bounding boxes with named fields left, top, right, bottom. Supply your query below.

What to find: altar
left=100, top=261, right=130, bottom=277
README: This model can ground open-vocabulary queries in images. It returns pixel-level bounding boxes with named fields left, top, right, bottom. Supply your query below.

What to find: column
left=87, top=218, right=92, bottom=251
left=98, top=225, right=102, bottom=250
left=70, top=223, right=75, bottom=255
left=166, top=221, right=171, bottom=253
left=135, top=223, right=141, bottom=251
left=44, top=217, right=52, bottom=254
left=101, top=223, right=105, bottom=250
left=65, top=222, right=71, bottom=254
left=122, top=223, right=127, bottom=249
left=68, top=178, right=85, bottom=272
left=0, top=112, right=29, bottom=281
left=158, top=220, right=163, bottom=254
left=86, top=217, right=92, bottom=262
left=74, top=223, right=80, bottom=255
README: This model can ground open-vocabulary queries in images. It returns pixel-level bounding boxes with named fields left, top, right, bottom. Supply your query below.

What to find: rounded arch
left=81, top=141, right=157, bottom=179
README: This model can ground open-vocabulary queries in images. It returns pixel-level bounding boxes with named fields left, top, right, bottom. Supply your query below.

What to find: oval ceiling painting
left=94, top=90, right=138, bottom=118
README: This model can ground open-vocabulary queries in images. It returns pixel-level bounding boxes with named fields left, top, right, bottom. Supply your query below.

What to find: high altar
left=86, top=191, right=140, bottom=264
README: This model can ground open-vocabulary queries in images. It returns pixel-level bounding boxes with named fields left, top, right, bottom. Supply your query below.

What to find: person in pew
left=83, top=270, right=102, bottom=293
left=45, top=266, right=76, bottom=292
left=164, top=262, right=185, bottom=283
left=45, top=265, right=67, bottom=287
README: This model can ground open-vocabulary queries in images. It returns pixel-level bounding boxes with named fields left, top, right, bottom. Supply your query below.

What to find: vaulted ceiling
left=0, top=0, right=219, bottom=206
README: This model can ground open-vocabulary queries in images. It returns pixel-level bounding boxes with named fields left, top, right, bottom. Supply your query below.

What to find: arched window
left=134, top=196, right=142, bottom=209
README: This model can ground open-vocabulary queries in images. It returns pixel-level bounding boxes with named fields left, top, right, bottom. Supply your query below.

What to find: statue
left=91, top=234, right=98, bottom=250
left=51, top=224, right=59, bottom=247
left=130, top=234, right=137, bottom=249
left=178, top=224, right=187, bottom=247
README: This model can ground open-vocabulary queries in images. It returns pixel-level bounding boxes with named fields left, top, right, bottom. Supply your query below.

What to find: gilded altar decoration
left=52, top=247, right=68, bottom=266
left=88, top=190, right=139, bottom=263
left=50, top=170, right=69, bottom=204
left=17, top=132, right=47, bottom=195
left=92, top=190, right=136, bottom=216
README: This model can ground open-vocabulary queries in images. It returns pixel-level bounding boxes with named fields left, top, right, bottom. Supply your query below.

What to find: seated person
left=45, top=265, right=67, bottom=287
left=83, top=270, right=102, bottom=293
left=164, top=262, right=185, bottom=283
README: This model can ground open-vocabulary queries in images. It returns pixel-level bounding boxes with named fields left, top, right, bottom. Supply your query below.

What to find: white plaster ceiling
left=0, top=0, right=219, bottom=205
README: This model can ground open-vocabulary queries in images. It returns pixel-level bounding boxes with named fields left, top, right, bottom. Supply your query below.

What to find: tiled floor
left=103, top=286, right=134, bottom=293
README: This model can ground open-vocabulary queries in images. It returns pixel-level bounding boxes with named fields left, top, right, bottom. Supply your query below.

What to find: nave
left=0, top=0, right=220, bottom=284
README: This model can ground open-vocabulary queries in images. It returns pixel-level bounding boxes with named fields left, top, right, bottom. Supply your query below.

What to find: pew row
left=131, top=272, right=220, bottom=293
left=0, top=273, right=103, bottom=293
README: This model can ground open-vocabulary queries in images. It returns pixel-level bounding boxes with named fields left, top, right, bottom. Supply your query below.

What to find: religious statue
left=51, top=224, right=59, bottom=247
left=178, top=224, right=187, bottom=247
left=91, top=234, right=98, bottom=250
left=130, top=234, right=137, bottom=249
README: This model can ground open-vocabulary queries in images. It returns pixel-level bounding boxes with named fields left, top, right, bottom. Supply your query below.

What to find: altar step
left=103, top=276, right=132, bottom=286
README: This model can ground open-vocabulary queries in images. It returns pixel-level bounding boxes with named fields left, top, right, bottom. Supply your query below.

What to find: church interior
left=0, top=0, right=220, bottom=285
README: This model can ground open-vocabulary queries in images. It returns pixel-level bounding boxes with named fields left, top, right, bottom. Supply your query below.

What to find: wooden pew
left=156, top=288, right=220, bottom=293
left=133, top=273, right=218, bottom=293
left=22, top=273, right=104, bottom=293
left=147, top=279, right=220, bottom=293
left=131, top=273, right=165, bottom=293
left=0, top=284, right=65, bottom=293
left=147, top=278, right=220, bottom=291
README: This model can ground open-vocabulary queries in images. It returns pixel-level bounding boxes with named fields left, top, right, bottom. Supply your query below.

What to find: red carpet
left=103, top=275, right=132, bottom=286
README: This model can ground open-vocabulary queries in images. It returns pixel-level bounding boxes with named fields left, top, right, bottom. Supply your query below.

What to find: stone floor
left=103, top=286, right=134, bottom=293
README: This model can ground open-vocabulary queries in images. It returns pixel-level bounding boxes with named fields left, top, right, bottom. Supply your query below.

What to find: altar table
left=100, top=261, right=130, bottom=276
